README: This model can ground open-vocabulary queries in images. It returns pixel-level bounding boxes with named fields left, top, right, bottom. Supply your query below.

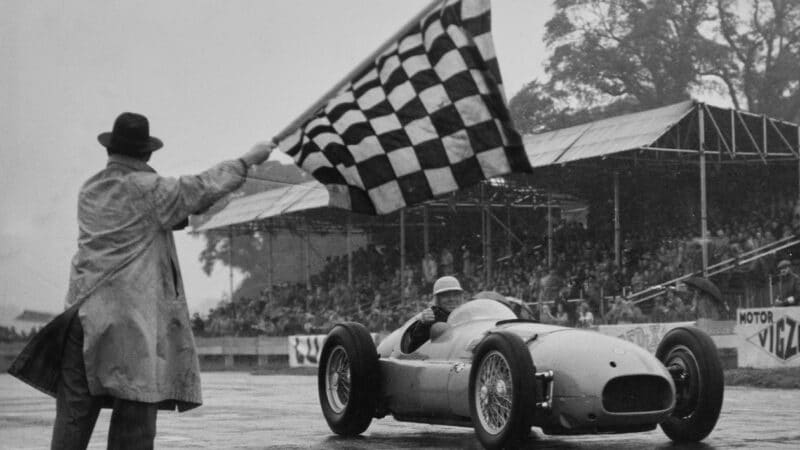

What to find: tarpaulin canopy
left=195, top=100, right=800, bottom=231
left=523, top=101, right=694, bottom=168
left=193, top=181, right=328, bottom=232
left=523, top=100, right=800, bottom=168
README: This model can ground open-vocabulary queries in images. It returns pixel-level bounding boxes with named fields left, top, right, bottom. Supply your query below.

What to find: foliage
left=544, top=0, right=724, bottom=107
left=510, top=0, right=800, bottom=134
left=199, top=231, right=277, bottom=301
left=716, top=0, right=800, bottom=120
left=196, top=160, right=315, bottom=299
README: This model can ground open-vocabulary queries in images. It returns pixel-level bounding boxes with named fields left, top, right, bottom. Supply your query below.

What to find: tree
left=543, top=0, right=726, bottom=108
left=510, top=0, right=800, bottom=133
left=509, top=79, right=643, bottom=134
left=716, top=0, right=800, bottom=121
left=508, top=79, right=561, bottom=134
left=199, top=230, right=273, bottom=300
left=195, top=160, right=316, bottom=300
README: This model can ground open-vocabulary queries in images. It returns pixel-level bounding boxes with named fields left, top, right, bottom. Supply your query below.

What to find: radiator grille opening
left=602, top=375, right=672, bottom=413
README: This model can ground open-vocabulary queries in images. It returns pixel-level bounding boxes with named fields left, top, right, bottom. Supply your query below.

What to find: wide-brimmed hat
left=778, top=259, right=792, bottom=269
left=98, top=112, right=163, bottom=154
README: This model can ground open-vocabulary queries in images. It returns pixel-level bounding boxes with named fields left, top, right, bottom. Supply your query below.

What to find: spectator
left=650, top=295, right=670, bottom=323
left=775, top=259, right=800, bottom=307
left=538, top=268, right=563, bottom=304
left=665, top=290, right=691, bottom=322
left=422, top=252, right=438, bottom=285
left=552, top=301, right=570, bottom=326
left=440, top=247, right=454, bottom=276
left=462, top=245, right=473, bottom=278
left=576, top=301, right=594, bottom=328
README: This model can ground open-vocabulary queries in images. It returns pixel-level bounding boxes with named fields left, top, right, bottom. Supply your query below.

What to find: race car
left=317, top=295, right=724, bottom=449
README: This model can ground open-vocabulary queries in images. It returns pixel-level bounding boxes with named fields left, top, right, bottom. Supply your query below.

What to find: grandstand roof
left=524, top=100, right=800, bottom=167
left=523, top=101, right=694, bottom=167
left=14, top=310, right=56, bottom=323
left=194, top=100, right=800, bottom=231
left=194, top=181, right=328, bottom=232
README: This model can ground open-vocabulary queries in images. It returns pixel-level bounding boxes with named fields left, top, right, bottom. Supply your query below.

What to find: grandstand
left=191, top=100, right=800, bottom=336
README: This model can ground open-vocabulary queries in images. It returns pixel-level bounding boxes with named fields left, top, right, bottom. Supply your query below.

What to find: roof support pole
left=736, top=111, right=766, bottom=163
left=506, top=203, right=512, bottom=258
left=702, top=104, right=732, bottom=156
left=486, top=201, right=493, bottom=283
left=304, top=221, right=311, bottom=289
left=731, top=109, right=736, bottom=156
left=699, top=107, right=709, bottom=277
left=267, top=226, right=274, bottom=301
left=547, top=192, right=553, bottom=270
left=769, top=119, right=799, bottom=157
left=486, top=209, right=525, bottom=246
left=346, top=216, right=353, bottom=288
left=228, top=226, right=234, bottom=302
left=423, top=205, right=429, bottom=255
left=400, top=209, right=406, bottom=301
left=481, top=183, right=487, bottom=283
left=614, top=171, right=621, bottom=268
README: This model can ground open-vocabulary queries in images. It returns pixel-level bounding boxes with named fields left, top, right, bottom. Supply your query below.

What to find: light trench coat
left=34, top=154, right=245, bottom=411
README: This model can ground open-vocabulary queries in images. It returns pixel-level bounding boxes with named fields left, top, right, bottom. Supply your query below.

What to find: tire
left=317, top=322, right=379, bottom=436
left=469, top=332, right=537, bottom=449
left=656, top=326, right=724, bottom=443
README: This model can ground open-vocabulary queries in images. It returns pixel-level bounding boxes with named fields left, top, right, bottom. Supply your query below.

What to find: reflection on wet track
left=1, top=373, right=799, bottom=449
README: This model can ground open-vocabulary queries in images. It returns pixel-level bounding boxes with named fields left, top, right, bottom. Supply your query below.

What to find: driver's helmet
left=433, top=276, right=463, bottom=295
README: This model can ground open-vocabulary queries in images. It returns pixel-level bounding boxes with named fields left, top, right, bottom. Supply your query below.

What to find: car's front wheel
left=469, top=332, right=537, bottom=450
left=656, top=326, right=724, bottom=442
left=318, top=322, right=378, bottom=436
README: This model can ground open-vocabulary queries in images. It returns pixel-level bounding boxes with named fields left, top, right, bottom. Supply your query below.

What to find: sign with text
left=596, top=322, right=695, bottom=354
left=288, top=333, right=380, bottom=367
left=736, top=306, right=800, bottom=368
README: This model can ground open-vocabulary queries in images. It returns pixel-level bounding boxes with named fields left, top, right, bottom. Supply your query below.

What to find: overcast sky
left=0, top=0, right=550, bottom=317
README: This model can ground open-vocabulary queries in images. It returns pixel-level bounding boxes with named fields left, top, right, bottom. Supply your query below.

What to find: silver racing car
left=317, top=296, right=723, bottom=449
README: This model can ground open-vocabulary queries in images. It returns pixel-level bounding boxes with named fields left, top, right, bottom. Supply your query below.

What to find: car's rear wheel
left=318, top=322, right=378, bottom=436
left=469, top=332, right=536, bottom=450
left=656, top=326, right=724, bottom=442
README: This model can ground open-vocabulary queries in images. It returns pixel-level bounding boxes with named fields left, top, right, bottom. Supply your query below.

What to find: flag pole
left=272, top=0, right=443, bottom=144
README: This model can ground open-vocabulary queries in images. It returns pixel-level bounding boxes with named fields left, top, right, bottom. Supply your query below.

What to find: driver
left=405, top=276, right=465, bottom=351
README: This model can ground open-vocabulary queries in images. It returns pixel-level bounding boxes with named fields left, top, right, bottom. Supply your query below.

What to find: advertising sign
left=736, top=306, right=800, bottom=368
left=288, top=333, right=380, bottom=367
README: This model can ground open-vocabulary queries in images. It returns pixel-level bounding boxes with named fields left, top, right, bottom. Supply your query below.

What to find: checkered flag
left=280, top=0, right=531, bottom=215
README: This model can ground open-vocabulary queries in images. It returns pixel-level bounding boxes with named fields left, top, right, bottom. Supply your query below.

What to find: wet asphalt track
left=2, top=373, right=800, bottom=449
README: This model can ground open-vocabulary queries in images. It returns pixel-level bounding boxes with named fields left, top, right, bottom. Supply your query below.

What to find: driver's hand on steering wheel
left=420, top=307, right=436, bottom=324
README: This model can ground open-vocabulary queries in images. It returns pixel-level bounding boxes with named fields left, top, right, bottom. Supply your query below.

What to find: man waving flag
left=279, top=0, right=531, bottom=215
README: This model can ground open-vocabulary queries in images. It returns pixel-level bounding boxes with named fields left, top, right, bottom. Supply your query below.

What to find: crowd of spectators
left=194, top=188, right=799, bottom=337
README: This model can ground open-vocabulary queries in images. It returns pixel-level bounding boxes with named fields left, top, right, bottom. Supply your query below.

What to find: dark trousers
left=51, top=315, right=158, bottom=450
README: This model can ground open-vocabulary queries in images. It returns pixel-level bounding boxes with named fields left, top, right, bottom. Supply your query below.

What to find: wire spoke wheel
left=317, top=323, right=378, bottom=436
left=325, top=345, right=350, bottom=414
left=475, top=350, right=514, bottom=435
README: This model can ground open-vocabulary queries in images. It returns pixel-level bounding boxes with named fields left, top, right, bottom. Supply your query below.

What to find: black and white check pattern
left=281, top=0, right=531, bottom=215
